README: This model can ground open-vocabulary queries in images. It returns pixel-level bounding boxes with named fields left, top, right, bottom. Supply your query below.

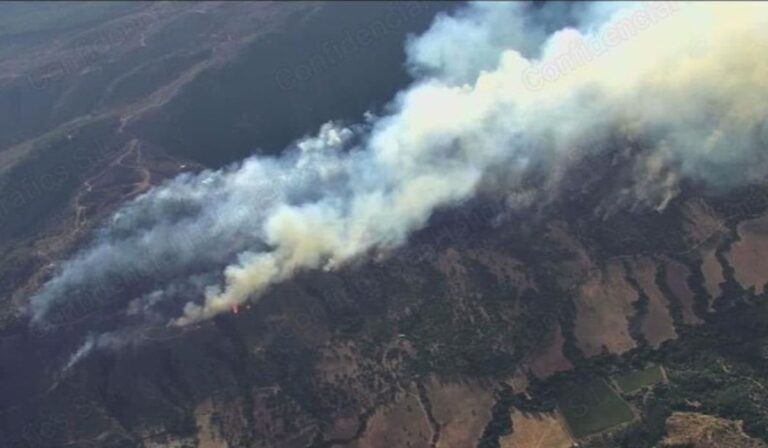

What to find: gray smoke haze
left=30, top=2, right=768, bottom=331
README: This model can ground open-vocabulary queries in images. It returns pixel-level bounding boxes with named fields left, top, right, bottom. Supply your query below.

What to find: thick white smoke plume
left=30, top=2, right=768, bottom=328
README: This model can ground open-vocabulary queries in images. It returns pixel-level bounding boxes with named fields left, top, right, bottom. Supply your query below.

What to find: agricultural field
left=613, top=365, right=666, bottom=395
left=557, top=376, right=635, bottom=439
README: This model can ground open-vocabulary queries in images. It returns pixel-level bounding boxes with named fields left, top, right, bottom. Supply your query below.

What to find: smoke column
left=30, top=2, right=768, bottom=328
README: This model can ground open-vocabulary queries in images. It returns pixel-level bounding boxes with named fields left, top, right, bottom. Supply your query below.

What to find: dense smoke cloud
left=30, top=2, right=768, bottom=329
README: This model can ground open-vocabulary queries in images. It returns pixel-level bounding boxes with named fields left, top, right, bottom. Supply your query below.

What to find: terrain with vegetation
left=1, top=2, right=768, bottom=448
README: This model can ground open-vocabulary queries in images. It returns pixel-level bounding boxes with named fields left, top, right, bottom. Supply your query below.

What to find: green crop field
left=557, top=376, right=635, bottom=439
left=613, top=365, right=666, bottom=394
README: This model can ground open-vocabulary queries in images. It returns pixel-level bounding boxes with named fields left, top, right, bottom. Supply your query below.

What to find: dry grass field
left=427, top=378, right=494, bottom=448
left=664, top=259, right=703, bottom=324
left=629, top=257, right=677, bottom=348
left=499, top=410, right=574, bottom=448
left=351, top=387, right=432, bottom=448
left=727, top=215, right=768, bottom=294
left=574, top=261, right=638, bottom=357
